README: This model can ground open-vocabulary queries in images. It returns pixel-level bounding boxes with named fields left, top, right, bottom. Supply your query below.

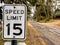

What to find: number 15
left=6, top=23, right=22, bottom=35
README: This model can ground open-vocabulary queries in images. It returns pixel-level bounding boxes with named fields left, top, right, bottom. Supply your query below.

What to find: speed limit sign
left=3, top=4, right=27, bottom=40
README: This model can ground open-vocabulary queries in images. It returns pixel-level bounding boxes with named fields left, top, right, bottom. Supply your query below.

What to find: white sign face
left=5, top=42, right=26, bottom=45
left=3, top=4, right=27, bottom=40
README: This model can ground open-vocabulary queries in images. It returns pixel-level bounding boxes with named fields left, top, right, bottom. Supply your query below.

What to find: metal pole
left=11, top=40, right=17, bottom=45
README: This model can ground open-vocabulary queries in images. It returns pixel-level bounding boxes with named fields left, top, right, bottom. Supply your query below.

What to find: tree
left=27, top=0, right=37, bottom=6
left=33, top=0, right=52, bottom=22
left=33, top=0, right=46, bottom=21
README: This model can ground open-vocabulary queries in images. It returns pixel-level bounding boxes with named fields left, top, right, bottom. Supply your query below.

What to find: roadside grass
left=0, top=34, right=6, bottom=45
left=46, top=19, right=54, bottom=23
left=39, top=19, right=54, bottom=23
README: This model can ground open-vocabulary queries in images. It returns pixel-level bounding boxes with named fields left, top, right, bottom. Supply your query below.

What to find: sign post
left=11, top=40, right=17, bottom=45
left=3, top=4, right=27, bottom=45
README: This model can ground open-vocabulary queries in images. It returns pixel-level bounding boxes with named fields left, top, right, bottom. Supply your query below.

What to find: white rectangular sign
left=3, top=4, right=27, bottom=40
left=5, top=42, right=26, bottom=45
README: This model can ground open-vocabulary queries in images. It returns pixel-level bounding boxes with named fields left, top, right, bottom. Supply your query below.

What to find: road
left=26, top=21, right=54, bottom=45
left=27, top=20, right=60, bottom=45
left=0, top=20, right=60, bottom=45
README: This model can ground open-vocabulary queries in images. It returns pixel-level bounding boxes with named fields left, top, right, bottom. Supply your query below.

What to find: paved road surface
left=26, top=21, right=54, bottom=45
left=29, top=20, right=60, bottom=45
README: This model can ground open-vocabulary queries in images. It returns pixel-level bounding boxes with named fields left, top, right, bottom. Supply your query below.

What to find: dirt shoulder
left=39, top=19, right=60, bottom=28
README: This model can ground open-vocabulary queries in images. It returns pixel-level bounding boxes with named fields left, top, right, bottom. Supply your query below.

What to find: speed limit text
left=5, top=9, right=24, bottom=14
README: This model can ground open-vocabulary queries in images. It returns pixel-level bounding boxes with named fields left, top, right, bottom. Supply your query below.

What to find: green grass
left=46, top=19, right=54, bottom=23
left=39, top=19, right=54, bottom=23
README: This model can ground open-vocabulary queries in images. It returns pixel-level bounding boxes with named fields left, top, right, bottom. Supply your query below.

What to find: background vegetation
left=2, top=0, right=60, bottom=22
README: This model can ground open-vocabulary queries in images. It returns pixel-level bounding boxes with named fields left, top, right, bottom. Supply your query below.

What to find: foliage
left=33, top=0, right=52, bottom=22
left=27, top=0, right=37, bottom=6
